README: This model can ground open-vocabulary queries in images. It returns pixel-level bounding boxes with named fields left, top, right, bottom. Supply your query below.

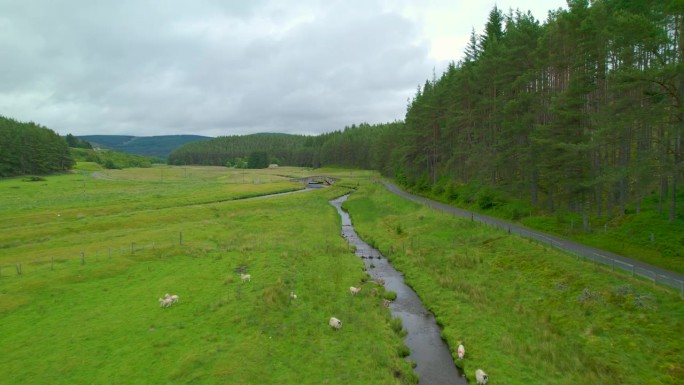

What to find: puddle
left=331, top=195, right=466, bottom=385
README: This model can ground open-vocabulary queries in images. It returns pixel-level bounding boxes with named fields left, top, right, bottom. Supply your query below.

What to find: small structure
left=268, top=164, right=279, bottom=168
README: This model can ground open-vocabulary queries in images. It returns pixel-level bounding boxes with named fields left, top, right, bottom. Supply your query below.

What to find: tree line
left=170, top=0, right=683, bottom=222
left=393, top=0, right=682, bottom=222
left=0, top=115, right=74, bottom=177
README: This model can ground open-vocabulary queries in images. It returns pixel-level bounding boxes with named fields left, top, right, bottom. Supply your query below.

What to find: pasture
left=0, top=166, right=415, bottom=384
left=344, top=183, right=684, bottom=385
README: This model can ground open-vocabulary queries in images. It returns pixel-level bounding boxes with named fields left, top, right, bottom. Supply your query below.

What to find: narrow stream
left=330, top=195, right=466, bottom=385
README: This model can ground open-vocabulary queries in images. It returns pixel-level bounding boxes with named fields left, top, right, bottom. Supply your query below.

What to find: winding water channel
left=330, top=195, right=466, bottom=385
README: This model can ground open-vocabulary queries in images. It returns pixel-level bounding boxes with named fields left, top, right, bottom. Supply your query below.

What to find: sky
left=0, top=0, right=567, bottom=138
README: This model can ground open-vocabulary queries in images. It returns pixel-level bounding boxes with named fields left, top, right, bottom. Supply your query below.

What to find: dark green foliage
left=247, top=151, right=269, bottom=169
left=0, top=115, right=74, bottom=177
left=64, top=134, right=93, bottom=149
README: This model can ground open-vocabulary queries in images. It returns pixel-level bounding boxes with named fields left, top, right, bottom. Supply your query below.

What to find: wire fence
left=381, top=181, right=684, bottom=296
left=0, top=231, right=187, bottom=279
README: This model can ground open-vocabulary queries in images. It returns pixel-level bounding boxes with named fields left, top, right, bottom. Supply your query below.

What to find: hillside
left=79, top=135, right=211, bottom=158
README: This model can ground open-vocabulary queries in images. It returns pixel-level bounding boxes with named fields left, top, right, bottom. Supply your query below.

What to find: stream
left=330, top=195, right=466, bottom=385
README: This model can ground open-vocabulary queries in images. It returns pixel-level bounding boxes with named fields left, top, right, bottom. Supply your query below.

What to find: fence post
left=180, top=231, right=183, bottom=245
left=16, top=263, right=22, bottom=275
left=81, top=251, right=85, bottom=265
left=51, top=257, right=54, bottom=271
left=131, top=242, right=135, bottom=255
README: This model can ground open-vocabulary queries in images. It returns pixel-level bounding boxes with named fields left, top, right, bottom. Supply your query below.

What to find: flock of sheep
left=155, top=273, right=490, bottom=384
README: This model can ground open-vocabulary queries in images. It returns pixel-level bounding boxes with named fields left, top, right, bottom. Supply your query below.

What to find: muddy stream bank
left=330, top=195, right=466, bottom=385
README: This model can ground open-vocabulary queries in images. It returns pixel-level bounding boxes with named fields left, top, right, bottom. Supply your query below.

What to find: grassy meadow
left=343, top=182, right=684, bottom=385
left=0, top=166, right=415, bottom=384
left=2, top=164, right=682, bottom=385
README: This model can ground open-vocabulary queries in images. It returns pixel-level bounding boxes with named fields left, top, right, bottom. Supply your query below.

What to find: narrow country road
left=381, top=180, right=684, bottom=293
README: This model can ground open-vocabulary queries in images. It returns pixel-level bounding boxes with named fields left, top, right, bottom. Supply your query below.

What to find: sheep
left=290, top=291, right=297, bottom=299
left=329, top=317, right=342, bottom=330
left=349, top=286, right=361, bottom=295
left=165, top=293, right=179, bottom=304
left=475, top=369, right=488, bottom=385
left=159, top=297, right=172, bottom=308
left=457, top=343, right=465, bottom=359
left=240, top=273, right=251, bottom=282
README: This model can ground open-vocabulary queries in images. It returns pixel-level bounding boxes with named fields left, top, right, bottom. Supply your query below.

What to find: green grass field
left=343, top=182, right=683, bottom=385
left=2, top=166, right=682, bottom=385
left=0, top=166, right=414, bottom=384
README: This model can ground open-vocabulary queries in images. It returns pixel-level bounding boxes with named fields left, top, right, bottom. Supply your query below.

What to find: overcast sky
left=1, top=0, right=567, bottom=137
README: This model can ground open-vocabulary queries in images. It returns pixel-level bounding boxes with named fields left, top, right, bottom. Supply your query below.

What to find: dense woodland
left=171, top=0, right=682, bottom=222
left=0, top=116, right=74, bottom=177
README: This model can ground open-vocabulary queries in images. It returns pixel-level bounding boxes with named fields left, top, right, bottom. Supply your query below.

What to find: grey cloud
left=0, top=0, right=435, bottom=137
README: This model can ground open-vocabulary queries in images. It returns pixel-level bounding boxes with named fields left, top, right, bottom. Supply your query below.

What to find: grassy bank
left=344, top=182, right=684, bottom=385
left=0, top=166, right=414, bottom=384
left=411, top=181, right=684, bottom=274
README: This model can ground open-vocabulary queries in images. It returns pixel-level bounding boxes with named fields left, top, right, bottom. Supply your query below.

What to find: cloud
left=0, top=0, right=565, bottom=137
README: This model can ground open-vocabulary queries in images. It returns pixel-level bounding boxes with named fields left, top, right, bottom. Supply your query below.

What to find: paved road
left=381, top=180, right=684, bottom=293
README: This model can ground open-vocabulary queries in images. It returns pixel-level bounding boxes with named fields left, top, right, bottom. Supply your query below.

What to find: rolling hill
left=78, top=134, right=211, bottom=159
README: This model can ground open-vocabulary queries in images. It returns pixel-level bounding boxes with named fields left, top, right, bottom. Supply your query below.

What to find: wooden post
left=16, top=263, right=22, bottom=275
left=51, top=257, right=54, bottom=271
left=180, top=231, right=183, bottom=245
left=131, top=242, right=135, bottom=255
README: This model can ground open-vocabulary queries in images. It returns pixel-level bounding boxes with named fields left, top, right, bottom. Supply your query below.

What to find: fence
left=381, top=181, right=684, bottom=296
left=0, top=231, right=186, bottom=279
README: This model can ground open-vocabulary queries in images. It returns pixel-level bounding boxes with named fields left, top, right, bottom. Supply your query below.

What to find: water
left=330, top=195, right=466, bottom=385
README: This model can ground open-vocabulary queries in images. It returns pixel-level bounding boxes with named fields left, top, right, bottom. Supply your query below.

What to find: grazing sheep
left=329, top=317, right=342, bottom=330
left=165, top=293, right=179, bottom=304
left=457, top=344, right=465, bottom=360
left=475, top=369, right=488, bottom=385
left=349, top=286, right=361, bottom=295
left=290, top=291, right=297, bottom=299
left=240, top=273, right=251, bottom=282
left=159, top=298, right=172, bottom=308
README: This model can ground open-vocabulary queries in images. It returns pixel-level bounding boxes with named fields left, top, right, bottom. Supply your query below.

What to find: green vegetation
left=0, top=166, right=414, bottom=385
left=343, top=182, right=684, bottom=385
left=0, top=115, right=74, bottom=177
left=79, top=134, right=211, bottom=158
left=70, top=147, right=161, bottom=169
left=416, top=180, right=684, bottom=274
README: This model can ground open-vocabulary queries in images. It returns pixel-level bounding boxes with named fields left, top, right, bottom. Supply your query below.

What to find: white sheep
left=349, top=286, right=361, bottom=295
left=457, top=344, right=465, bottom=359
left=159, top=297, right=172, bottom=308
left=240, top=273, right=251, bottom=282
left=290, top=291, right=297, bottom=299
left=475, top=369, right=488, bottom=385
left=329, top=317, right=342, bottom=330
left=165, top=293, right=179, bottom=304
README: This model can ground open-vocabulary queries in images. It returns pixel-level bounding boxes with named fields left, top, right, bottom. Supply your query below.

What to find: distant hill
left=78, top=135, right=211, bottom=159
